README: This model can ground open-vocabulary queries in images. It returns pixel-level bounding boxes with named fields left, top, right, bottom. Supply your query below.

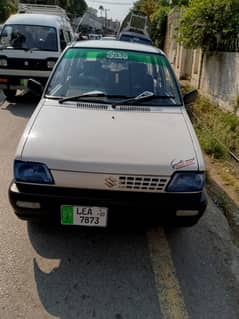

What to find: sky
left=85, top=0, right=136, bottom=22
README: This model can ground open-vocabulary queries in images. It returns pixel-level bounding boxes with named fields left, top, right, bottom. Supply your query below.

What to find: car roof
left=4, top=13, right=69, bottom=28
left=119, top=31, right=151, bottom=40
left=72, top=40, right=164, bottom=55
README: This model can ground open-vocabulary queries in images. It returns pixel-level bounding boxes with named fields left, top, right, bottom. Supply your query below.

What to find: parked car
left=118, top=13, right=152, bottom=45
left=9, top=40, right=207, bottom=227
left=0, top=3, right=74, bottom=100
left=118, top=31, right=152, bottom=46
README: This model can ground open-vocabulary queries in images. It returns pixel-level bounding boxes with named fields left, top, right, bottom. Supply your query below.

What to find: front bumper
left=9, top=182, right=207, bottom=225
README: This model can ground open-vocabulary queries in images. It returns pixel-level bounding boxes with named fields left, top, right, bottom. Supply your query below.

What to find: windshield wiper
left=111, top=91, right=154, bottom=108
left=58, top=91, right=107, bottom=104
left=58, top=90, right=175, bottom=105
left=111, top=91, right=175, bottom=107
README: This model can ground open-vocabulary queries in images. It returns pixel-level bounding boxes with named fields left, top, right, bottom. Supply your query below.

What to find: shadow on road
left=0, top=92, right=40, bottom=119
left=27, top=223, right=161, bottom=319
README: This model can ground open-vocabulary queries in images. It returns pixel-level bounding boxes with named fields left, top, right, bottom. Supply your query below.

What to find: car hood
left=20, top=102, right=199, bottom=175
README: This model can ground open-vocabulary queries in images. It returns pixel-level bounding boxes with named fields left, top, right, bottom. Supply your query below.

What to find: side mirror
left=27, top=79, right=43, bottom=96
left=183, top=89, right=198, bottom=105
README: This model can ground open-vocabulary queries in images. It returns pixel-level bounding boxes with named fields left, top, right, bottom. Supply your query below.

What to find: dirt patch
left=205, top=155, right=239, bottom=246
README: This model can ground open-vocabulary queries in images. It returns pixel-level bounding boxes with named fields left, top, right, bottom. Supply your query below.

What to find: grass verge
left=184, top=88, right=239, bottom=244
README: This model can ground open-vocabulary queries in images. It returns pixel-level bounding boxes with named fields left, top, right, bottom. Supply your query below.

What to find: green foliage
left=171, top=0, right=189, bottom=5
left=0, top=0, right=16, bottom=23
left=196, top=129, right=227, bottom=159
left=191, top=96, right=239, bottom=159
left=59, top=0, right=87, bottom=17
left=150, top=6, right=170, bottom=49
left=132, top=0, right=189, bottom=12
left=177, top=0, right=239, bottom=51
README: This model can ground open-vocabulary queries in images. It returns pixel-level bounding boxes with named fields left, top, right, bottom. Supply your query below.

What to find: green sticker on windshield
left=64, top=48, right=167, bottom=66
left=61, top=206, right=73, bottom=225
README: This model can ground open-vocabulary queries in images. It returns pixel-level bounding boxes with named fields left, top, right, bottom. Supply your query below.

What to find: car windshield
left=0, top=24, right=58, bottom=51
left=45, top=47, right=182, bottom=106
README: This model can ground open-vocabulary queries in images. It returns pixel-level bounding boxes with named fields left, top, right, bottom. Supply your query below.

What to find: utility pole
left=104, top=8, right=110, bottom=29
left=99, top=5, right=104, bottom=18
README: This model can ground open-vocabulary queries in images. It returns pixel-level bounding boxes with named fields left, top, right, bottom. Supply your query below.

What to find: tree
left=132, top=0, right=159, bottom=18
left=150, top=5, right=170, bottom=49
left=132, top=0, right=189, bottom=13
left=58, top=0, right=87, bottom=17
left=170, top=0, right=189, bottom=6
left=68, top=0, right=87, bottom=17
left=0, top=0, right=16, bottom=23
left=177, top=0, right=239, bottom=51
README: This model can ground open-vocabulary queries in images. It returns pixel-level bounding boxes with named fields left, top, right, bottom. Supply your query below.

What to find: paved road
left=0, top=94, right=239, bottom=319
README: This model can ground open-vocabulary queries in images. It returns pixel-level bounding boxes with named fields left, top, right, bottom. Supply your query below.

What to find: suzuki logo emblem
left=104, top=176, right=118, bottom=188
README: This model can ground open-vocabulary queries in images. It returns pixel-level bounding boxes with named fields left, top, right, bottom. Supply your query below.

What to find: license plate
left=20, top=79, right=26, bottom=89
left=61, top=205, right=108, bottom=227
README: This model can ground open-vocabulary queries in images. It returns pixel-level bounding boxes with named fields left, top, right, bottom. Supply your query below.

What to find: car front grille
left=118, top=175, right=169, bottom=192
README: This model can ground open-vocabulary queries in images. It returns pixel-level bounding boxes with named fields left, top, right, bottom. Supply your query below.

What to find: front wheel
left=3, top=89, right=17, bottom=101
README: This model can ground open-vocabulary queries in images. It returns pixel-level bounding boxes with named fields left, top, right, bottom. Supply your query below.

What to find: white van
left=0, top=3, right=74, bottom=100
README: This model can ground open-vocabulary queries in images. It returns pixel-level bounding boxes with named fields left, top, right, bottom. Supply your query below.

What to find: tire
left=3, top=89, right=17, bottom=101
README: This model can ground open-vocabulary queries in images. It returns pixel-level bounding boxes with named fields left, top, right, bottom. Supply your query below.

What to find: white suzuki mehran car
left=9, top=40, right=207, bottom=227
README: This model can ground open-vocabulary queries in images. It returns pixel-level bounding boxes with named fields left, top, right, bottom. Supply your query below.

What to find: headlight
left=14, top=160, right=54, bottom=184
left=166, top=172, right=205, bottom=192
left=0, top=58, right=7, bottom=67
left=47, top=60, right=56, bottom=69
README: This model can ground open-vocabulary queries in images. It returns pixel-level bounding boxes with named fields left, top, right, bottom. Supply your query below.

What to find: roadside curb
left=205, top=157, right=239, bottom=245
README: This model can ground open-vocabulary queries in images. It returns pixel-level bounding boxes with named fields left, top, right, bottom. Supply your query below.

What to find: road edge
left=205, top=156, right=239, bottom=246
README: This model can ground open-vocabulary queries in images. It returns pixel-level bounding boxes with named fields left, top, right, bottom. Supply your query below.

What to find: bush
left=177, top=0, right=239, bottom=51
left=192, top=96, right=239, bottom=159
left=150, top=6, right=170, bottom=49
